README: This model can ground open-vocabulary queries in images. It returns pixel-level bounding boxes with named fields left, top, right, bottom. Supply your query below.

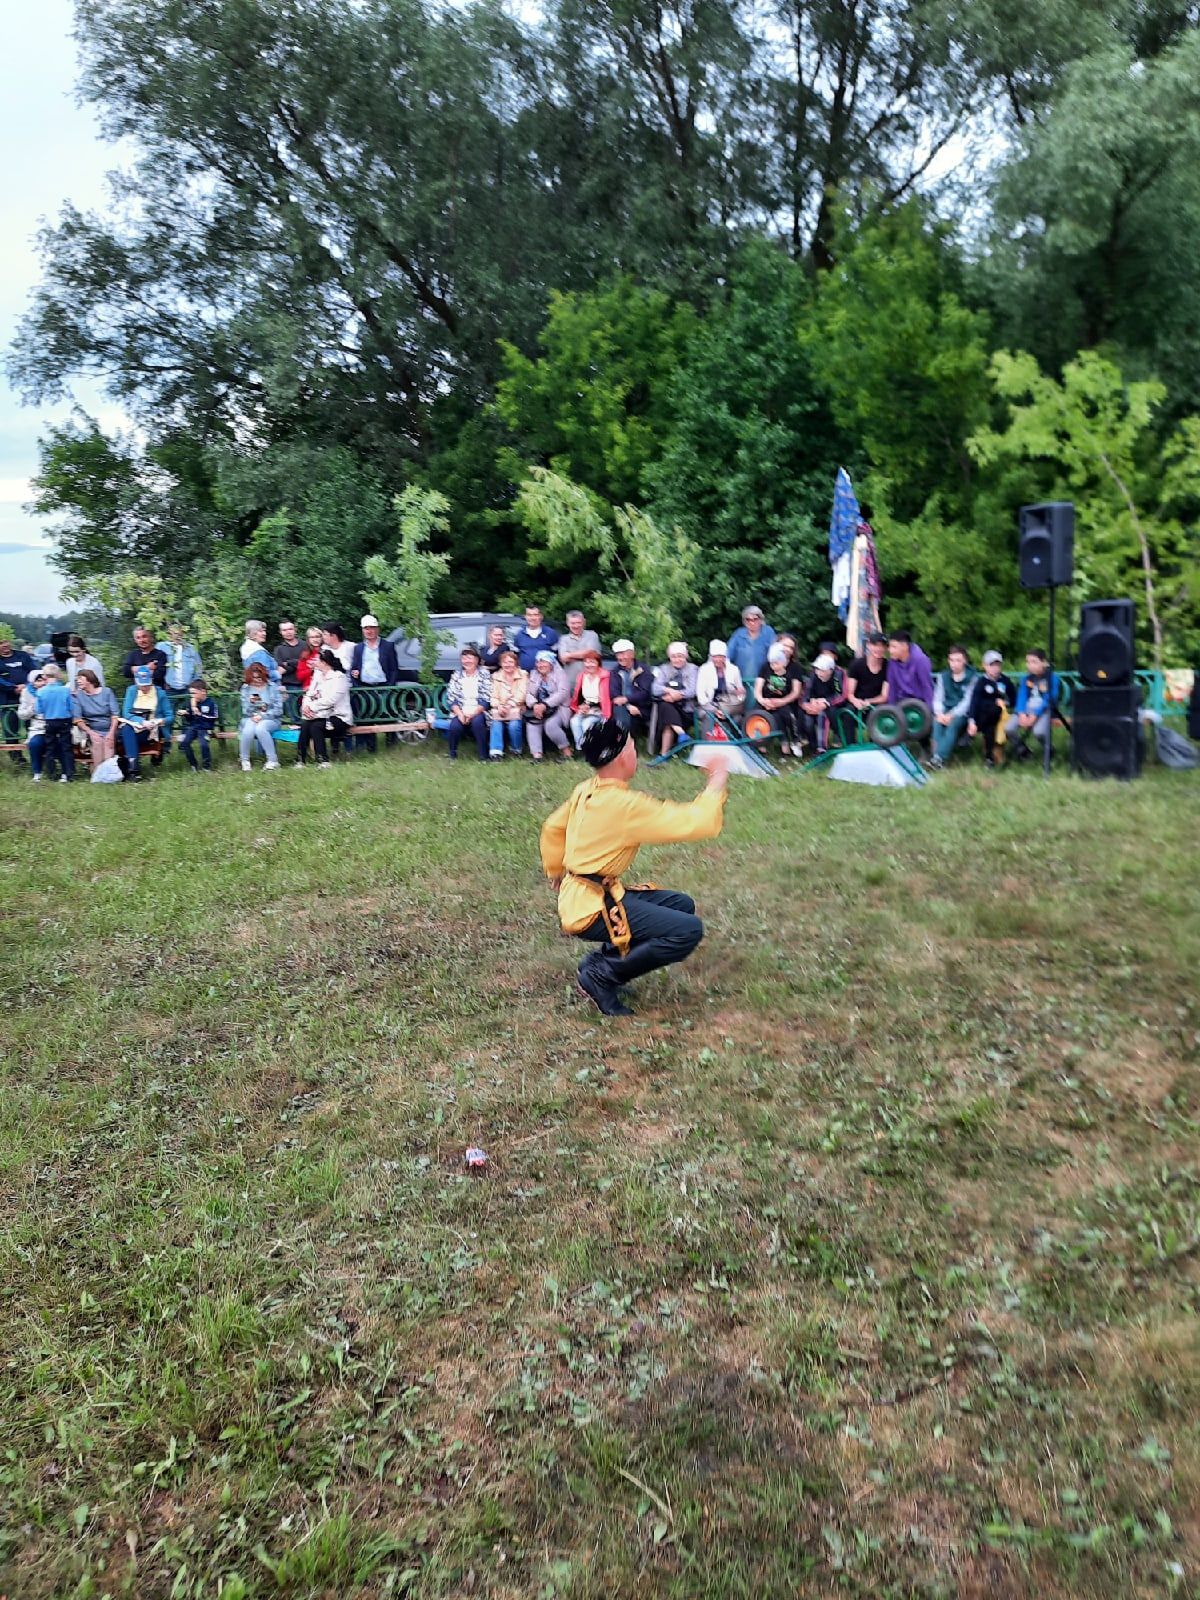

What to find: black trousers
left=974, top=702, right=1003, bottom=760
left=447, top=711, right=488, bottom=759
left=298, top=716, right=350, bottom=762
left=43, top=719, right=76, bottom=780
left=577, top=888, right=703, bottom=986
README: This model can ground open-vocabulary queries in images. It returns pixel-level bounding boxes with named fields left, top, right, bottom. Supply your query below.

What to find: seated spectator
left=777, top=633, right=798, bottom=663
left=524, top=650, right=572, bottom=761
left=482, top=624, right=511, bottom=673
left=609, top=640, right=653, bottom=737
left=351, top=614, right=399, bottom=753
left=2, top=637, right=38, bottom=763
left=298, top=649, right=354, bottom=767
left=119, top=665, right=174, bottom=777
left=755, top=645, right=803, bottom=754
left=727, top=605, right=776, bottom=707
left=1006, top=649, right=1061, bottom=761
left=122, top=624, right=168, bottom=685
left=72, top=668, right=120, bottom=765
left=164, top=624, right=203, bottom=693
left=799, top=651, right=847, bottom=756
left=558, top=609, right=603, bottom=691
left=296, top=626, right=325, bottom=692
left=19, top=668, right=50, bottom=780
left=651, top=642, right=698, bottom=755
left=696, top=640, right=746, bottom=730
left=513, top=604, right=560, bottom=672
left=488, top=648, right=528, bottom=759
left=839, top=629, right=890, bottom=743
left=179, top=678, right=220, bottom=771
left=446, top=645, right=491, bottom=760
left=931, top=645, right=978, bottom=768
left=886, top=630, right=935, bottom=713
left=238, top=661, right=284, bottom=771
left=65, top=635, right=106, bottom=690
left=241, top=619, right=282, bottom=682
left=966, top=651, right=1017, bottom=768
left=569, top=647, right=612, bottom=745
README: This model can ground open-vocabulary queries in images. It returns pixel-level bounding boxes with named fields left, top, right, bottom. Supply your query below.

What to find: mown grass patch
left=1, top=750, right=1197, bottom=1597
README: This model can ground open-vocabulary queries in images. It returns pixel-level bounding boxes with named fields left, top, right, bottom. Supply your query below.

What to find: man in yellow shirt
left=540, top=717, right=729, bottom=1016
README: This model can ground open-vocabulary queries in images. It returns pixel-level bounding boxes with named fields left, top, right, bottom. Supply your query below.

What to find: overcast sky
left=0, top=0, right=124, bottom=616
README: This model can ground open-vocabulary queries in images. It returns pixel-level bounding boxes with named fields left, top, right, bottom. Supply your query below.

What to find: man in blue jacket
left=1006, top=649, right=1061, bottom=761
left=350, top=614, right=400, bottom=753
left=513, top=604, right=560, bottom=672
left=0, top=635, right=38, bottom=760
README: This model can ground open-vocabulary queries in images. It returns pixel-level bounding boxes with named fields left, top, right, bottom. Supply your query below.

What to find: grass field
left=1, top=747, right=1197, bottom=1599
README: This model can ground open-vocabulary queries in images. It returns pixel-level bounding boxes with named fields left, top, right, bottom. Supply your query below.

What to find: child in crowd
left=966, top=651, right=1017, bottom=767
left=35, top=664, right=76, bottom=783
left=179, top=678, right=220, bottom=770
left=799, top=651, right=847, bottom=756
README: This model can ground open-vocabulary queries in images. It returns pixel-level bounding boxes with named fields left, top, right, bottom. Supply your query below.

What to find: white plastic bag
left=91, top=756, right=125, bottom=783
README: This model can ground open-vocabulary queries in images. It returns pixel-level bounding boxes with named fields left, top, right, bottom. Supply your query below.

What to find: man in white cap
left=351, top=615, right=399, bottom=753
left=609, top=639, right=653, bottom=737
left=695, top=640, right=746, bottom=730
left=965, top=650, right=1017, bottom=768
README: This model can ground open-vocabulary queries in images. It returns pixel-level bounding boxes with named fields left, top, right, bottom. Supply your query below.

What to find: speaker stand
left=1045, top=584, right=1056, bottom=780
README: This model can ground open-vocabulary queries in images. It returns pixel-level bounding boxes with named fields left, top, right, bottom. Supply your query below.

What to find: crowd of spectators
left=0, top=604, right=1065, bottom=781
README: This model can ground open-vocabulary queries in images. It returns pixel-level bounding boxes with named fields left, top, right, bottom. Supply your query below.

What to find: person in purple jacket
left=886, top=631, right=935, bottom=707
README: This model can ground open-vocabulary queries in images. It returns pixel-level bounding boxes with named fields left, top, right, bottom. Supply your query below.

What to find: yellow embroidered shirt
left=539, top=776, right=727, bottom=933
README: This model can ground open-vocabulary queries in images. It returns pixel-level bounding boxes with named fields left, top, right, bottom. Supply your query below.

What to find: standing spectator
left=755, top=645, right=803, bottom=754
left=19, top=668, right=50, bottom=779
left=696, top=640, right=746, bottom=730
left=651, top=642, right=698, bottom=756
left=445, top=645, right=491, bottom=760
left=119, top=665, right=174, bottom=776
left=1007, top=649, right=1061, bottom=761
left=482, top=624, right=511, bottom=672
left=886, top=630, right=935, bottom=708
left=163, top=624, right=203, bottom=693
left=1, top=636, right=39, bottom=762
left=350, top=614, right=399, bottom=753
left=65, top=635, right=106, bottom=690
left=122, top=625, right=168, bottom=685
left=298, top=649, right=354, bottom=767
left=321, top=621, right=355, bottom=672
left=726, top=606, right=777, bottom=706
left=296, top=626, right=324, bottom=692
left=524, top=651, right=572, bottom=761
left=273, top=620, right=305, bottom=690
left=966, top=651, right=1017, bottom=768
left=513, top=604, right=560, bottom=672
left=840, top=630, right=890, bottom=742
left=179, top=678, right=220, bottom=771
left=798, top=651, right=847, bottom=756
left=72, top=668, right=120, bottom=765
left=609, top=640, right=653, bottom=737
left=931, top=645, right=978, bottom=768
left=240, top=620, right=281, bottom=682
left=488, top=648, right=528, bottom=759
left=557, top=610, right=603, bottom=691
left=238, top=661, right=284, bottom=771
left=569, top=647, right=612, bottom=746
left=36, top=667, right=77, bottom=783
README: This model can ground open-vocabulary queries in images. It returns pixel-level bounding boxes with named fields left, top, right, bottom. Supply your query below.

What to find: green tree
left=969, top=349, right=1200, bottom=667
left=514, top=468, right=700, bottom=657
left=647, top=239, right=846, bottom=646
left=362, top=488, right=453, bottom=683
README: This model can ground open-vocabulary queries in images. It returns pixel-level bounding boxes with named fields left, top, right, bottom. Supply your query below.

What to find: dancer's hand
left=702, top=752, right=729, bottom=792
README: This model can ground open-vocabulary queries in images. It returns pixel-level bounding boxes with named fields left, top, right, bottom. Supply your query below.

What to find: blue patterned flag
left=829, top=468, right=859, bottom=621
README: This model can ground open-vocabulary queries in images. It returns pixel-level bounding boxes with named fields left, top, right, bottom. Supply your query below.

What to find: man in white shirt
left=557, top=610, right=602, bottom=691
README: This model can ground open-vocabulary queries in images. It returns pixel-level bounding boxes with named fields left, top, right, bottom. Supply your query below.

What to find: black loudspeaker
left=1078, top=598, right=1134, bottom=686
left=1072, top=683, right=1141, bottom=779
left=1019, top=501, right=1074, bottom=589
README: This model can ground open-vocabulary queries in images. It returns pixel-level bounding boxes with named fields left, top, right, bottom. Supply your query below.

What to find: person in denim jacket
left=238, top=661, right=284, bottom=771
